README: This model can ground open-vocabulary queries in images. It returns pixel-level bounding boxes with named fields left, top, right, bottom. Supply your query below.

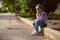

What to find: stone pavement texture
left=0, top=13, right=48, bottom=40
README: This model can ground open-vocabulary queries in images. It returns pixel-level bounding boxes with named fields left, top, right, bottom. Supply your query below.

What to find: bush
left=20, top=13, right=35, bottom=17
left=19, top=10, right=35, bottom=17
left=0, top=8, right=8, bottom=13
left=54, top=11, right=60, bottom=17
left=47, top=11, right=60, bottom=17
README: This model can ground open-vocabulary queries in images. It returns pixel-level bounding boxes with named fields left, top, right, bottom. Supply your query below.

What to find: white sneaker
left=31, top=30, right=36, bottom=33
left=31, top=30, right=38, bottom=35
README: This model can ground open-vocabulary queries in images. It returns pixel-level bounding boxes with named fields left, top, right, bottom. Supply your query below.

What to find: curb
left=17, top=16, right=60, bottom=40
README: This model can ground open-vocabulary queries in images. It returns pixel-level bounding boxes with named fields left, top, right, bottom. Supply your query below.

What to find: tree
left=1, top=0, right=60, bottom=15
left=1, top=0, right=21, bottom=13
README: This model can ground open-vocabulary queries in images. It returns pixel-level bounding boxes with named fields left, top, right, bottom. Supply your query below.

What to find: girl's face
left=36, top=6, right=42, bottom=13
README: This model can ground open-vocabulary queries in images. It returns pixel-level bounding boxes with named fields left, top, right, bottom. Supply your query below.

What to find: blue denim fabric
left=32, top=19, right=47, bottom=32
left=33, top=19, right=40, bottom=32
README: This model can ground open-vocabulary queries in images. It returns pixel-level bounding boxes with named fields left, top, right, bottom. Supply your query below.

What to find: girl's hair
left=36, top=4, right=44, bottom=10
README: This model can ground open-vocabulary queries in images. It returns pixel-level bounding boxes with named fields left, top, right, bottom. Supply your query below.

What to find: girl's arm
left=32, top=14, right=36, bottom=20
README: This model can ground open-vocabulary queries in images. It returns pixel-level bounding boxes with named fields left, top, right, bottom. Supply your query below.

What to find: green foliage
left=19, top=10, right=35, bottom=17
left=17, top=0, right=36, bottom=17
left=1, top=0, right=60, bottom=17
left=54, top=11, right=60, bottom=17
left=1, top=0, right=21, bottom=12
left=47, top=11, right=60, bottom=17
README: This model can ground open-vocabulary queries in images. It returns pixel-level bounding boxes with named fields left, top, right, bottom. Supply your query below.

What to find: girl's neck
left=37, top=11, right=42, bottom=13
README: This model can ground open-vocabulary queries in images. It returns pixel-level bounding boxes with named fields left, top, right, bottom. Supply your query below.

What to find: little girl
left=31, top=4, right=48, bottom=36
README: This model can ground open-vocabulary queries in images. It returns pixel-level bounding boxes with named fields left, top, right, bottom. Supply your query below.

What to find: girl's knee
left=32, top=21, right=35, bottom=25
left=35, top=20, right=39, bottom=23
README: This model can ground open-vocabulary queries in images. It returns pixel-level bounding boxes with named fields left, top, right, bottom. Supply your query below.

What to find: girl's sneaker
left=31, top=30, right=38, bottom=36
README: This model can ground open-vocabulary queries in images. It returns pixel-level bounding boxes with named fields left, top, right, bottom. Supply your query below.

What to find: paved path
left=0, top=13, right=46, bottom=40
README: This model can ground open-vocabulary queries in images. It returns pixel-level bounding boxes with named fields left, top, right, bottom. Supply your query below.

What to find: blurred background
left=0, top=0, right=60, bottom=18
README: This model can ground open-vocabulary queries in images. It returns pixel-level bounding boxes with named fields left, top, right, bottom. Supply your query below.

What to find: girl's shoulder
left=41, top=11, right=46, bottom=16
left=42, top=11, right=46, bottom=14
